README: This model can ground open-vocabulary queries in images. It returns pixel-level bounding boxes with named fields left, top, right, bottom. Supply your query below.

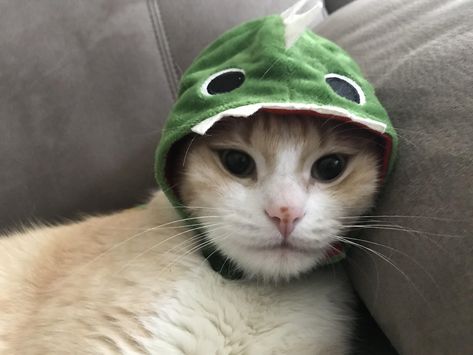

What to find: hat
left=155, top=0, right=397, bottom=273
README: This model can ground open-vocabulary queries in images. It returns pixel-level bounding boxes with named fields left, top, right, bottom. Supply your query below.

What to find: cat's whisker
left=100, top=221, right=222, bottom=231
left=145, top=204, right=232, bottom=212
left=333, top=236, right=431, bottom=307
left=341, top=223, right=456, bottom=258
left=340, top=224, right=463, bottom=239
left=116, top=224, right=227, bottom=274
left=182, top=135, right=198, bottom=167
left=163, top=237, right=202, bottom=259
left=194, top=234, right=236, bottom=275
left=340, top=214, right=462, bottom=222
left=393, top=132, right=422, bottom=150
left=343, top=236, right=443, bottom=295
left=158, top=227, right=229, bottom=261
left=71, top=219, right=224, bottom=282
left=183, top=234, right=230, bottom=267
left=142, top=233, right=211, bottom=275
left=342, top=252, right=381, bottom=307
left=218, top=255, right=232, bottom=275
left=111, top=233, right=207, bottom=282
left=158, top=230, right=231, bottom=274
left=225, top=220, right=260, bottom=230
left=259, top=57, right=282, bottom=79
left=187, top=206, right=232, bottom=212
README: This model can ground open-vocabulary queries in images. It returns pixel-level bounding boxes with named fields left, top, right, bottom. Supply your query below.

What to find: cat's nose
left=265, top=206, right=305, bottom=238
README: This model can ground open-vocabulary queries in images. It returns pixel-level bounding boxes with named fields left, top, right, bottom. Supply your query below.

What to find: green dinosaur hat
left=155, top=1, right=397, bottom=269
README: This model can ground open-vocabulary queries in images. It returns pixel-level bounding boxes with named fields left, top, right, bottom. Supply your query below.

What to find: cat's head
left=154, top=7, right=396, bottom=281
left=175, top=112, right=381, bottom=281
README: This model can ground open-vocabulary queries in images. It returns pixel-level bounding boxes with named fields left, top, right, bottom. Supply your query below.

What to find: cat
left=0, top=112, right=380, bottom=354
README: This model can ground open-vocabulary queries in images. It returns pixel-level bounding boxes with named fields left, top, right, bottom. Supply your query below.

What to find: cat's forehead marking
left=217, top=113, right=322, bottom=146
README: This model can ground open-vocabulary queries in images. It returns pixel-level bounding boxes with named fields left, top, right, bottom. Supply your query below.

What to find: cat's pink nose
left=265, top=206, right=305, bottom=238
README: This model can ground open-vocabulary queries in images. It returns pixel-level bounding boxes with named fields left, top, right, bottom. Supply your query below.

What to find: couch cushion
left=0, top=0, right=173, bottom=230
left=316, top=1, right=473, bottom=354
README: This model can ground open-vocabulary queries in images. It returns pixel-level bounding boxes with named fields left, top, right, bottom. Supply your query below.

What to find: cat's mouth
left=250, top=240, right=343, bottom=257
left=253, top=241, right=314, bottom=254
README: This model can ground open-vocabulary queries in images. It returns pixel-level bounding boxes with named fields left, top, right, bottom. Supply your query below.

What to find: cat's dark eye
left=219, top=149, right=255, bottom=178
left=325, top=74, right=365, bottom=104
left=311, top=154, right=347, bottom=182
left=202, top=68, right=245, bottom=95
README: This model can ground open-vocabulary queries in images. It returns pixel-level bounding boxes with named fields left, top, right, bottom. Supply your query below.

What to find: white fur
left=139, top=257, right=352, bottom=355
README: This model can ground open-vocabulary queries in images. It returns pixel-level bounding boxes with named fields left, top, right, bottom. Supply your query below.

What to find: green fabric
left=154, top=14, right=398, bottom=266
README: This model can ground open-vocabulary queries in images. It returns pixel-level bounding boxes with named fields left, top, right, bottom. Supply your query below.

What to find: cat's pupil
left=312, top=154, right=346, bottom=181
left=219, top=149, right=255, bottom=177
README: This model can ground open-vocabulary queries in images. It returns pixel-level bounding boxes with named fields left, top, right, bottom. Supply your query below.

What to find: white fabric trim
left=191, top=102, right=387, bottom=135
left=281, top=0, right=326, bottom=48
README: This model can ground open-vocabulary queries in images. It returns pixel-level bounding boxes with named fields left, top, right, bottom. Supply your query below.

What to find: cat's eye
left=325, top=73, right=365, bottom=105
left=311, top=154, right=347, bottom=182
left=218, top=149, right=255, bottom=178
left=202, top=68, right=245, bottom=96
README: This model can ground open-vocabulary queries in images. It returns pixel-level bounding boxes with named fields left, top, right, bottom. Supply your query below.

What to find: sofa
left=0, top=0, right=471, bottom=354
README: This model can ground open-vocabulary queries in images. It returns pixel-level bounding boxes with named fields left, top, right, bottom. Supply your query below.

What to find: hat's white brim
left=191, top=102, right=387, bottom=135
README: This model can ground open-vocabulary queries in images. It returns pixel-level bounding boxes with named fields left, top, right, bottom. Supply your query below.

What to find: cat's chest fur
left=139, top=261, right=351, bottom=355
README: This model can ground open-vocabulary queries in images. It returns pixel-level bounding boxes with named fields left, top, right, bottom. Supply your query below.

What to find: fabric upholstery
left=316, top=1, right=473, bottom=354
left=0, top=0, right=173, bottom=230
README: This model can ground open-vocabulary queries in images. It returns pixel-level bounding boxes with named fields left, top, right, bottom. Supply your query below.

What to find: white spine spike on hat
left=281, top=0, right=327, bottom=49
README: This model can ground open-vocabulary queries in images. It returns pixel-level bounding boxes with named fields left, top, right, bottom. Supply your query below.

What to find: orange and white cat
left=0, top=113, right=380, bottom=354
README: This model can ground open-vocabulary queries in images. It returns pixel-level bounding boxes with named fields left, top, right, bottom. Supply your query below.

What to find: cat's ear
left=281, top=0, right=327, bottom=49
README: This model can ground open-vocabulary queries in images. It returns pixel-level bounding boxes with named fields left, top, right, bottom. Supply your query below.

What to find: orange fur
left=0, top=112, right=380, bottom=353
left=0, top=193, right=194, bottom=353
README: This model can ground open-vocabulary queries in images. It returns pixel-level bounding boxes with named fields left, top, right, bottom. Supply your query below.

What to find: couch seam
left=146, top=0, right=179, bottom=99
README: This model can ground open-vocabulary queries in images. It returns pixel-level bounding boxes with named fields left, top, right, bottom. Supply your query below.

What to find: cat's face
left=177, top=112, right=380, bottom=281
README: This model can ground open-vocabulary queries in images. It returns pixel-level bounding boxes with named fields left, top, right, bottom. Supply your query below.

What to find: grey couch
left=0, top=0, right=471, bottom=354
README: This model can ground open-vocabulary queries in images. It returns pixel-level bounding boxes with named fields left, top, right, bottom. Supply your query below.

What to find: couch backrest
left=317, top=1, right=473, bottom=354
